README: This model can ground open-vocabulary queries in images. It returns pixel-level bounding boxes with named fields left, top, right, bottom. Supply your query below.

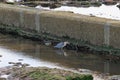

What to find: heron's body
left=54, top=42, right=69, bottom=49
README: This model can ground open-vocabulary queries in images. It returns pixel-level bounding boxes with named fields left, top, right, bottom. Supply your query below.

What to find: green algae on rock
left=11, top=67, right=93, bottom=80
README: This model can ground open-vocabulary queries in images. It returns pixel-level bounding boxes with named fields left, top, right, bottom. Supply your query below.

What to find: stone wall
left=0, top=3, right=120, bottom=48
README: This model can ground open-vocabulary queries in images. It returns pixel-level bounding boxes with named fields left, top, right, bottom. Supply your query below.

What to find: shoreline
left=0, top=57, right=120, bottom=80
left=0, top=65, right=108, bottom=80
left=0, top=23, right=120, bottom=61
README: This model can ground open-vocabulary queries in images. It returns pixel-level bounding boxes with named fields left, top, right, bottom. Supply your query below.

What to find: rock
left=13, top=62, right=22, bottom=67
left=11, top=62, right=22, bottom=67
left=13, top=64, right=20, bottom=67
left=117, top=4, right=120, bottom=9
left=103, top=0, right=117, bottom=5
left=41, top=3, right=49, bottom=7
left=49, top=3, right=60, bottom=9
left=50, top=3, right=57, bottom=9
left=89, top=14, right=95, bottom=17
left=8, top=62, right=15, bottom=64
left=21, top=63, right=30, bottom=67
left=16, top=62, right=22, bottom=65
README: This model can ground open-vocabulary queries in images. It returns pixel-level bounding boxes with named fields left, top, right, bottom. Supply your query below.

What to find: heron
left=54, top=41, right=69, bottom=49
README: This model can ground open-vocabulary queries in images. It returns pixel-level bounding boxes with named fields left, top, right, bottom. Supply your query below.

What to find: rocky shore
left=0, top=64, right=120, bottom=80
left=0, top=65, right=93, bottom=80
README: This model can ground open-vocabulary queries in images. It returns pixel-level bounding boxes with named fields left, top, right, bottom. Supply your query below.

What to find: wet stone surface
left=0, top=65, right=93, bottom=80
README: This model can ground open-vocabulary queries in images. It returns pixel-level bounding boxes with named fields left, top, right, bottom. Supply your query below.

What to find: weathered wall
left=40, top=12, right=105, bottom=45
left=0, top=3, right=120, bottom=48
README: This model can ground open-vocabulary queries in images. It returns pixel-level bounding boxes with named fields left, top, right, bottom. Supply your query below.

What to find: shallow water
left=0, top=33, right=120, bottom=75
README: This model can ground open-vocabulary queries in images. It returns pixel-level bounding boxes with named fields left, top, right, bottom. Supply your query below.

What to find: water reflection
left=55, top=49, right=68, bottom=56
left=35, top=45, right=40, bottom=57
left=0, top=33, right=120, bottom=75
left=104, top=61, right=110, bottom=74
left=0, top=46, right=60, bottom=68
left=54, top=49, right=79, bottom=57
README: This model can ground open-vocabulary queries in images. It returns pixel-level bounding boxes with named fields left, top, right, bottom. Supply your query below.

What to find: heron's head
left=64, top=41, right=69, bottom=45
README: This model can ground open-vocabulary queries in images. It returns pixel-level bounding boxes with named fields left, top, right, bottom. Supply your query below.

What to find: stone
left=21, top=63, right=30, bottom=67
left=8, top=62, right=15, bottom=64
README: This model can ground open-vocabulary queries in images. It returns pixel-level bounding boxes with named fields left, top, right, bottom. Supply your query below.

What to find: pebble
left=13, top=62, right=22, bottom=67
left=8, top=62, right=15, bottom=64
left=22, top=63, right=30, bottom=67
left=15, top=62, right=22, bottom=65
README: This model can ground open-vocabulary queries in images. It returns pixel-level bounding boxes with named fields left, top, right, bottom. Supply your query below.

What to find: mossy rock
left=102, top=1, right=117, bottom=5
left=66, top=75, right=93, bottom=80
left=80, top=1, right=90, bottom=7
left=41, top=3, right=50, bottom=7
left=5, top=2, right=14, bottom=4
left=91, top=2, right=102, bottom=7
left=12, top=67, right=93, bottom=80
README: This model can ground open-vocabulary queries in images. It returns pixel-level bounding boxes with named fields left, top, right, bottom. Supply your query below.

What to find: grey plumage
left=54, top=42, right=69, bottom=49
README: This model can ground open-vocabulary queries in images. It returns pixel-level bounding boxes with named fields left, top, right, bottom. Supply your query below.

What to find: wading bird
left=54, top=41, right=69, bottom=49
